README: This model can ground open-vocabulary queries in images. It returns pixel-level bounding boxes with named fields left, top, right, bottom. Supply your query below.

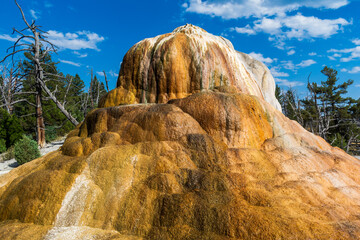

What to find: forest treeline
left=0, top=0, right=108, bottom=155
left=276, top=66, right=360, bottom=155
left=0, top=53, right=107, bottom=152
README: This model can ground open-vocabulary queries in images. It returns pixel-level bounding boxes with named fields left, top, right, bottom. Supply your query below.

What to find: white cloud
left=281, top=60, right=296, bottom=71
left=1, top=30, right=105, bottom=52
left=0, top=34, right=19, bottom=42
left=328, top=53, right=341, bottom=60
left=287, top=49, right=295, bottom=55
left=281, top=14, right=349, bottom=39
left=341, top=56, right=356, bottom=62
left=275, top=78, right=304, bottom=87
left=73, top=51, right=88, bottom=58
left=96, top=71, right=105, bottom=77
left=96, top=70, right=119, bottom=78
left=46, top=30, right=105, bottom=51
left=329, top=46, right=360, bottom=62
left=341, top=66, right=360, bottom=74
left=356, top=85, right=360, bottom=87
left=232, top=25, right=256, bottom=35
left=248, top=52, right=274, bottom=64
left=191, top=1, right=351, bottom=51
left=235, top=14, right=349, bottom=40
left=352, top=38, right=360, bottom=45
left=184, top=0, right=349, bottom=19
left=254, top=18, right=282, bottom=35
left=270, top=67, right=289, bottom=77
left=59, top=59, right=81, bottom=67
left=297, top=59, right=316, bottom=67
left=309, top=52, right=317, bottom=56
left=30, top=9, right=39, bottom=20
left=108, top=70, right=119, bottom=77
left=278, top=59, right=315, bottom=71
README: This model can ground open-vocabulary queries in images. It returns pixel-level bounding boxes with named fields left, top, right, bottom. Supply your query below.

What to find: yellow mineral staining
left=1, top=26, right=360, bottom=240
left=0, top=152, right=86, bottom=225
left=170, top=91, right=273, bottom=149
left=0, top=221, right=51, bottom=240
left=1, top=91, right=360, bottom=239
left=98, top=87, right=136, bottom=108
left=102, top=24, right=281, bottom=111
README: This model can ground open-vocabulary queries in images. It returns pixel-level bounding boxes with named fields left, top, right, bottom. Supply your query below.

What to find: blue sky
left=0, top=0, right=359, bottom=99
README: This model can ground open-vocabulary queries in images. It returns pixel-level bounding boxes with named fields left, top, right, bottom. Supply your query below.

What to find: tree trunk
left=34, top=31, right=46, bottom=148
left=96, top=80, right=100, bottom=106
left=103, top=70, right=109, bottom=92
left=7, top=68, right=13, bottom=114
left=35, top=81, right=46, bottom=148
left=89, top=69, right=94, bottom=108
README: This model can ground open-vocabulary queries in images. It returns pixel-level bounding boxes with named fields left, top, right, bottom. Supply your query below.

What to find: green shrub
left=0, top=139, right=6, bottom=153
left=46, top=126, right=57, bottom=142
left=14, top=135, right=41, bottom=165
left=2, top=146, right=15, bottom=161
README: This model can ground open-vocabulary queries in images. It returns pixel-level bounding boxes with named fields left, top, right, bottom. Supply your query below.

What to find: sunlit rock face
left=1, top=25, right=360, bottom=239
left=99, top=24, right=281, bottom=111
left=1, top=88, right=360, bottom=239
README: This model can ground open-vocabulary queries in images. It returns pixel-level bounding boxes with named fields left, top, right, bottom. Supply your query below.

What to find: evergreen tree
left=0, top=108, right=23, bottom=149
left=15, top=52, right=83, bottom=140
left=278, top=66, right=359, bottom=153
left=64, top=73, right=86, bottom=122
left=90, top=75, right=107, bottom=108
left=1, top=1, right=80, bottom=146
left=275, top=84, right=283, bottom=105
left=283, top=89, right=297, bottom=121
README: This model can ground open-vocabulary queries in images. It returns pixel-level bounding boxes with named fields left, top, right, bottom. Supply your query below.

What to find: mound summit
left=1, top=24, right=360, bottom=240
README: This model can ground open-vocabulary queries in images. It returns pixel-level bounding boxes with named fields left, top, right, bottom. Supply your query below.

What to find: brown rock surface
left=1, top=25, right=359, bottom=239
left=1, top=89, right=360, bottom=239
left=99, top=24, right=281, bottom=111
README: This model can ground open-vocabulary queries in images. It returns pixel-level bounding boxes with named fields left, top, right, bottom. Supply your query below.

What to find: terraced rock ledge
left=1, top=25, right=360, bottom=239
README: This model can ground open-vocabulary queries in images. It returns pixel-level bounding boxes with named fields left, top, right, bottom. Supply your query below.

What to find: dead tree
left=96, top=78, right=100, bottom=106
left=103, top=70, right=109, bottom=92
left=88, top=68, right=106, bottom=108
left=0, top=63, right=26, bottom=114
left=0, top=0, right=79, bottom=147
left=89, top=69, right=94, bottom=108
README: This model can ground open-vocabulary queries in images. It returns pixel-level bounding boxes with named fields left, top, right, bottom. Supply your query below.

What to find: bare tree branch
left=0, top=99, right=36, bottom=108
left=103, top=70, right=109, bottom=92
left=0, top=49, right=29, bottom=63
left=63, top=76, right=73, bottom=105
left=14, top=0, right=32, bottom=29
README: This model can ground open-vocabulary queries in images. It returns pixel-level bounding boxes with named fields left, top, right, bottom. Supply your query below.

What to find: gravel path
left=0, top=139, right=64, bottom=176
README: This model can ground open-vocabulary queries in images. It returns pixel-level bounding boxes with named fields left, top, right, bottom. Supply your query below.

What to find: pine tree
left=64, top=74, right=86, bottom=122
left=0, top=108, right=23, bottom=149
left=1, top=0, right=79, bottom=147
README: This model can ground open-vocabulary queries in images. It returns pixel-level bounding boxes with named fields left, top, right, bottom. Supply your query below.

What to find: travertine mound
left=1, top=89, right=360, bottom=239
left=99, top=24, right=281, bottom=111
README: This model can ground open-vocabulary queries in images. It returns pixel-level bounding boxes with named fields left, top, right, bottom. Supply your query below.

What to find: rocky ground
left=0, top=138, right=64, bottom=176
